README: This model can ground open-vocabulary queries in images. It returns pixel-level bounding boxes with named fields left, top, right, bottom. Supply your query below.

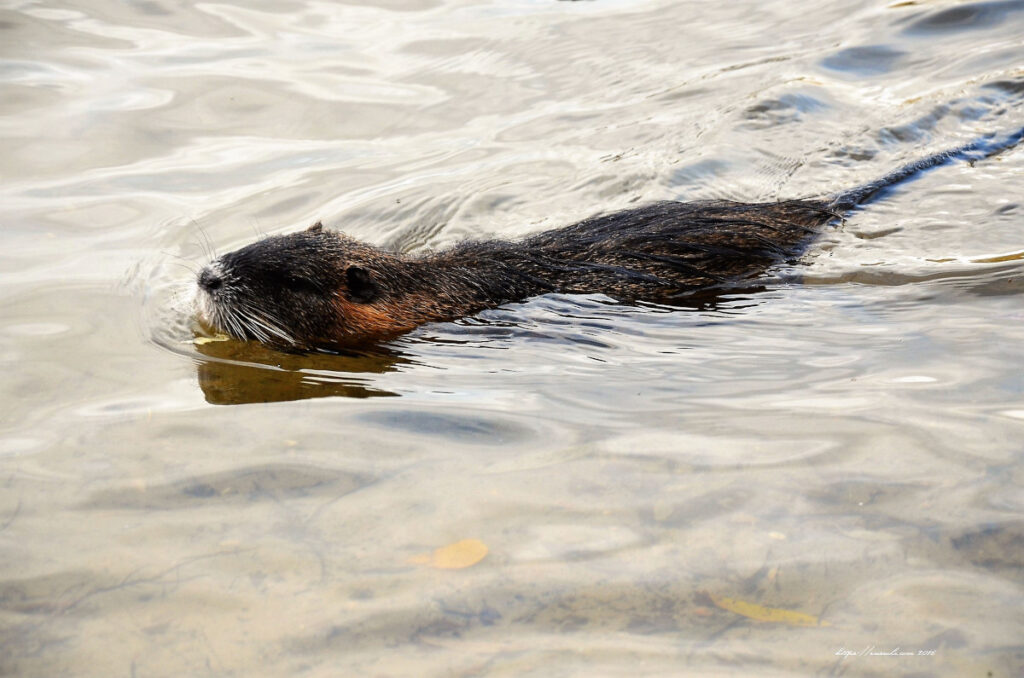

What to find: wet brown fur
left=196, top=198, right=837, bottom=350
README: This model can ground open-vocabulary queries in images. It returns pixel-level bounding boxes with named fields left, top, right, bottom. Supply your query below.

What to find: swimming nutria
left=196, top=129, right=1022, bottom=352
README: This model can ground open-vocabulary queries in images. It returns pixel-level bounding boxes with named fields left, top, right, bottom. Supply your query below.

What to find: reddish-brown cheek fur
left=332, top=294, right=434, bottom=343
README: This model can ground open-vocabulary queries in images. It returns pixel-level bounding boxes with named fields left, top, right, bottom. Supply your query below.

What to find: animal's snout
left=198, top=265, right=224, bottom=292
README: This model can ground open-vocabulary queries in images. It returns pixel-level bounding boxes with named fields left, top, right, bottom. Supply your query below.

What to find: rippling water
left=2, top=0, right=1023, bottom=676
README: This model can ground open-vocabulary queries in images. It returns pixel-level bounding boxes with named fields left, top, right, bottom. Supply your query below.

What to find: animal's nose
left=198, top=266, right=223, bottom=292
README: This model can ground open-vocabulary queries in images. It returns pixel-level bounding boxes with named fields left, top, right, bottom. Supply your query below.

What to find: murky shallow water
left=2, top=0, right=1024, bottom=676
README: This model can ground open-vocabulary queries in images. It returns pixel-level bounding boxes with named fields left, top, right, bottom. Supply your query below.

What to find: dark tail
left=828, top=126, right=1024, bottom=212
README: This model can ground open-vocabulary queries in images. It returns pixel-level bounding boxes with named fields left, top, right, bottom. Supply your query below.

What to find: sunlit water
left=2, top=0, right=1023, bottom=676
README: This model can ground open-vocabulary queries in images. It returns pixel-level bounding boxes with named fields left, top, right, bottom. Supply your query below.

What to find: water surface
left=2, top=0, right=1023, bottom=676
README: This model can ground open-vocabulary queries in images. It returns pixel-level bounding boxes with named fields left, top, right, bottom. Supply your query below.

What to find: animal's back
left=519, top=199, right=835, bottom=300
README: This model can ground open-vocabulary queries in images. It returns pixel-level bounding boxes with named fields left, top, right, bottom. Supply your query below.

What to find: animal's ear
left=307, top=221, right=324, bottom=233
left=345, top=266, right=378, bottom=304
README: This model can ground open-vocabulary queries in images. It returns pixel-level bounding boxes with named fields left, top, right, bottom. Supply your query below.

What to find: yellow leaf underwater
left=410, top=538, right=489, bottom=569
left=708, top=592, right=829, bottom=627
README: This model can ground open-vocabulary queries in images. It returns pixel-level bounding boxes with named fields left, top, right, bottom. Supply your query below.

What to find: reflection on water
left=192, top=336, right=405, bottom=403
left=2, top=0, right=1024, bottom=676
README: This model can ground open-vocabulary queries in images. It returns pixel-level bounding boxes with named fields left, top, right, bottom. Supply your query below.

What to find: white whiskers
left=196, top=288, right=297, bottom=348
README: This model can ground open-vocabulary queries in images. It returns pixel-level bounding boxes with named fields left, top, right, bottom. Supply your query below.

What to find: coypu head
left=195, top=222, right=409, bottom=351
